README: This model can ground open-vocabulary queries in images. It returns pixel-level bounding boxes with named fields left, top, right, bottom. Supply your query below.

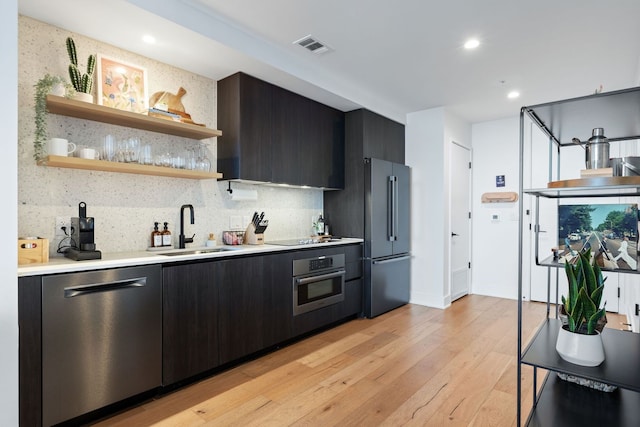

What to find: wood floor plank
left=93, top=296, right=617, bottom=427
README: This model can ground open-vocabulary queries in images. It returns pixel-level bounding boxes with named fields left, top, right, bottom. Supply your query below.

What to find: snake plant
left=561, top=248, right=607, bottom=335
left=66, top=37, right=96, bottom=94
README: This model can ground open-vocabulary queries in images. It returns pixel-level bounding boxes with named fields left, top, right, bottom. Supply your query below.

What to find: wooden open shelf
left=46, top=95, right=222, bottom=140
left=38, top=155, right=222, bottom=180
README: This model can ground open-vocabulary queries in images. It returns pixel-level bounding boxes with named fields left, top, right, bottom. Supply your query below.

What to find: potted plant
left=33, top=74, right=74, bottom=161
left=556, top=248, right=607, bottom=367
left=66, top=37, right=96, bottom=103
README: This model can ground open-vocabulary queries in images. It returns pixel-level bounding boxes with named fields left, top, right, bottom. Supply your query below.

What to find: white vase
left=555, top=326, right=605, bottom=367
left=73, top=92, right=93, bottom=103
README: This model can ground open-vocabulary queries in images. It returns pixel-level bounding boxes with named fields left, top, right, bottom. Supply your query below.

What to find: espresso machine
left=65, top=201, right=102, bottom=260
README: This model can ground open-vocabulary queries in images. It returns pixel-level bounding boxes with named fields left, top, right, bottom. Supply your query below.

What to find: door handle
left=451, top=232, right=459, bottom=237
left=372, top=255, right=412, bottom=265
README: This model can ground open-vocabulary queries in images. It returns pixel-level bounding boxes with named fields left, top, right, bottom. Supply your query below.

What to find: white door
left=450, top=142, right=472, bottom=301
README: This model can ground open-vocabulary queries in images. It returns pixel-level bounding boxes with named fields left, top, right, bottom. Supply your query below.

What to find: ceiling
left=19, top=0, right=640, bottom=124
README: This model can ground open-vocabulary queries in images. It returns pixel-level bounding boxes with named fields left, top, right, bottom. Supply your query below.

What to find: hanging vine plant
left=33, top=74, right=74, bottom=161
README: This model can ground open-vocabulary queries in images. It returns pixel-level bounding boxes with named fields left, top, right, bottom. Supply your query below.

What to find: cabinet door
left=217, top=73, right=273, bottom=182
left=261, top=251, right=294, bottom=344
left=162, top=262, right=219, bottom=385
left=238, top=74, right=273, bottom=182
left=271, top=87, right=304, bottom=185
left=217, top=256, right=267, bottom=364
left=19, top=276, right=42, bottom=427
left=361, top=109, right=405, bottom=164
left=302, top=100, right=345, bottom=189
left=342, top=278, right=363, bottom=318
left=217, top=253, right=293, bottom=364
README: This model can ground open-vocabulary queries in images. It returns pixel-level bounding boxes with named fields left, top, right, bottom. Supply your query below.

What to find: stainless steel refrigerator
left=364, top=157, right=411, bottom=318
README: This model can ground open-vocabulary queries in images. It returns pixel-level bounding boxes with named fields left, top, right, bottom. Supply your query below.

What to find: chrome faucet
left=179, top=204, right=195, bottom=249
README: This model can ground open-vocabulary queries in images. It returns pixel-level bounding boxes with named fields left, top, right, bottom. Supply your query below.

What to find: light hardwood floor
left=94, top=295, right=626, bottom=426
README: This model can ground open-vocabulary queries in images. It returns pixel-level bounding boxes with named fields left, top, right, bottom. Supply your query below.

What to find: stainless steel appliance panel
left=365, top=255, right=411, bottom=318
left=42, top=265, right=162, bottom=426
left=364, top=157, right=411, bottom=317
left=365, top=158, right=411, bottom=258
left=392, top=161, right=411, bottom=255
left=292, top=254, right=345, bottom=315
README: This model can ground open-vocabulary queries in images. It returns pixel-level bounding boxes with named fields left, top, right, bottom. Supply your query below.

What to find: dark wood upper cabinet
left=217, top=72, right=345, bottom=189
left=217, top=72, right=272, bottom=182
left=323, top=109, right=405, bottom=238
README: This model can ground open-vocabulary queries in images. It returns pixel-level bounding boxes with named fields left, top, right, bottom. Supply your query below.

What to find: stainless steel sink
left=158, top=248, right=236, bottom=256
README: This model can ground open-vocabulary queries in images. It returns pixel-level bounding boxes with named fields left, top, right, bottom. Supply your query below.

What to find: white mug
left=48, top=138, right=76, bottom=157
left=78, top=147, right=98, bottom=160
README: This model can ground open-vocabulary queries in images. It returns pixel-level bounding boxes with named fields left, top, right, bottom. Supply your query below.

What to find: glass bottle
left=151, top=222, right=162, bottom=248
left=162, top=222, right=172, bottom=247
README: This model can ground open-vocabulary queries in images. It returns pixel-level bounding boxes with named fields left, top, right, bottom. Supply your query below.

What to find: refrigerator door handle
left=372, top=255, right=412, bottom=265
left=387, top=176, right=395, bottom=241
left=393, top=175, right=399, bottom=241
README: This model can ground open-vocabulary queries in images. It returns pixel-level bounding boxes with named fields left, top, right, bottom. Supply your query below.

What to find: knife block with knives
left=245, top=211, right=268, bottom=245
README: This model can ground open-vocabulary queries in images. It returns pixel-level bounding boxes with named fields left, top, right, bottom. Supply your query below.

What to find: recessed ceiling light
left=508, top=91, right=520, bottom=99
left=464, top=38, right=480, bottom=49
left=142, top=35, right=156, bottom=44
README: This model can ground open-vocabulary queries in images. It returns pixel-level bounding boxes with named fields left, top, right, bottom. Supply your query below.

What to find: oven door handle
left=295, top=269, right=345, bottom=285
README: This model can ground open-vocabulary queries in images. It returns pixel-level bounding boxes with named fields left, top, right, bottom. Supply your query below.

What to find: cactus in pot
left=66, top=37, right=96, bottom=96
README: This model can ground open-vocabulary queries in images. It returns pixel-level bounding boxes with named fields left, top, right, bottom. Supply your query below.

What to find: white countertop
left=17, top=238, right=363, bottom=277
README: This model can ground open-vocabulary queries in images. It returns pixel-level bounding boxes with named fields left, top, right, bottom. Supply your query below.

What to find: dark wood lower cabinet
left=217, top=255, right=290, bottom=364
left=19, top=243, right=363, bottom=424
left=18, top=275, right=42, bottom=427
left=162, top=262, right=219, bottom=385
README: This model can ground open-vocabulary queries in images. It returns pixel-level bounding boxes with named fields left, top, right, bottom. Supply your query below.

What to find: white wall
left=1, top=0, right=19, bottom=424
left=406, top=107, right=470, bottom=308
left=471, top=117, right=520, bottom=299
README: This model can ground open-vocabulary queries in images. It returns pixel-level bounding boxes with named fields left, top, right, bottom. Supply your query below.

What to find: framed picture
left=96, top=54, right=148, bottom=114
left=558, top=203, right=639, bottom=271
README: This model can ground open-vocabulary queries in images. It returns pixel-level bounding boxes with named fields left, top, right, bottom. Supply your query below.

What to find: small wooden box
left=18, top=237, right=49, bottom=265
left=580, top=168, right=613, bottom=178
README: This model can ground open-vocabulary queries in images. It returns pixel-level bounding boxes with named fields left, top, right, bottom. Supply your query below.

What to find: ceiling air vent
left=293, top=35, right=331, bottom=55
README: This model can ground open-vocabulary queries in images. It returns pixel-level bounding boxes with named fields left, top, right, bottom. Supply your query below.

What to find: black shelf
left=518, top=86, right=640, bottom=426
left=523, top=86, right=640, bottom=146
left=526, top=372, right=640, bottom=427
left=536, top=254, right=640, bottom=274
left=522, top=319, right=640, bottom=392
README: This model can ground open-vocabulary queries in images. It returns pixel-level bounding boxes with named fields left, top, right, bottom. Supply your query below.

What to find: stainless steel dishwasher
left=42, top=265, right=162, bottom=426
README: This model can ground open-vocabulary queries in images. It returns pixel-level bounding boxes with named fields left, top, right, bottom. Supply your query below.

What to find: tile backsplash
left=18, top=16, right=323, bottom=255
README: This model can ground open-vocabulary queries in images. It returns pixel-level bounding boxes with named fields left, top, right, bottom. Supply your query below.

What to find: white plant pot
left=555, top=326, right=605, bottom=367
left=72, top=92, right=93, bottom=103
left=50, top=83, right=66, bottom=97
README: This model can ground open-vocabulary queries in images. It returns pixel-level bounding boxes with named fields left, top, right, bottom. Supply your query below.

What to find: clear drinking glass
left=196, top=144, right=211, bottom=172
left=127, top=137, right=140, bottom=163
left=139, top=144, right=153, bottom=165
left=116, top=139, right=127, bottom=162
left=102, top=135, right=116, bottom=161
left=185, top=148, right=196, bottom=170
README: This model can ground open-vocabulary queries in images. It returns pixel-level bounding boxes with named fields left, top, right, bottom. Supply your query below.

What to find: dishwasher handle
left=64, top=277, right=147, bottom=298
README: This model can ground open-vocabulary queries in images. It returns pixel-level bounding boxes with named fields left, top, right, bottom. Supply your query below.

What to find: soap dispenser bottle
left=151, top=222, right=162, bottom=248
left=162, top=222, right=172, bottom=247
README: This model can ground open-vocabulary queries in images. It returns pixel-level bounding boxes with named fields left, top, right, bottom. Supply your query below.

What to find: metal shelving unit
left=518, top=86, right=640, bottom=426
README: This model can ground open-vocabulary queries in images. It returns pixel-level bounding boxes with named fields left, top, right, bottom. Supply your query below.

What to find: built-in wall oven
left=293, top=254, right=345, bottom=315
